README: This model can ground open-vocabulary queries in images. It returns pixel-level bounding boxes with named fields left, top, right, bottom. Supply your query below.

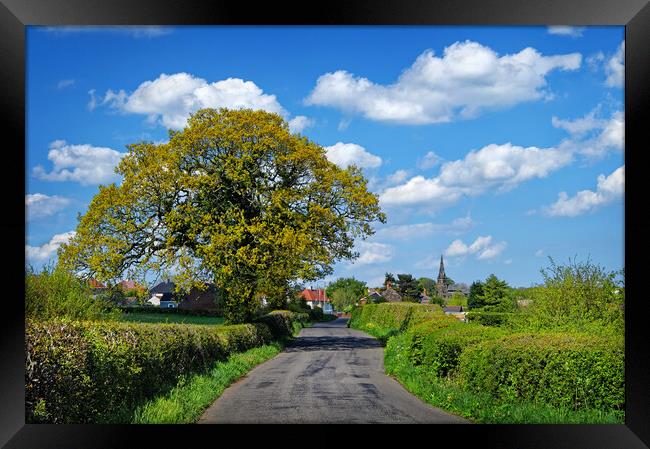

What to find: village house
left=300, top=288, right=334, bottom=314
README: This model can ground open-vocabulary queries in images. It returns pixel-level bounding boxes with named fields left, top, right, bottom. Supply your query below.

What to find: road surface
left=198, top=318, right=468, bottom=424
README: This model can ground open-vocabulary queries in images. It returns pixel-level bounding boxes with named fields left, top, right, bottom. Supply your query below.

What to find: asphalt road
left=198, top=318, right=468, bottom=424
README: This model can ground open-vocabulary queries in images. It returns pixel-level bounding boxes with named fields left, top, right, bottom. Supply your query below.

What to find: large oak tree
left=58, top=108, right=385, bottom=323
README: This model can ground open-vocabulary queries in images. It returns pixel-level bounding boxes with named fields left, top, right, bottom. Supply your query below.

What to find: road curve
left=198, top=318, right=468, bottom=424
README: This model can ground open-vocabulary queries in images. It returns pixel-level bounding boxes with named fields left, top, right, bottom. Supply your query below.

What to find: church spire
left=437, top=254, right=446, bottom=281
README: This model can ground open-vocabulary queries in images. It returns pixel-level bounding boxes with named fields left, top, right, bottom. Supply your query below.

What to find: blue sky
left=25, top=25, right=625, bottom=288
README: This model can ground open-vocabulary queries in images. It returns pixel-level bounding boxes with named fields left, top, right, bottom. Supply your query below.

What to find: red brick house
left=300, top=288, right=334, bottom=314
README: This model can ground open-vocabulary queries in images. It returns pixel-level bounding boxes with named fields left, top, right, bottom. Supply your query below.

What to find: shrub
left=458, top=332, right=624, bottom=411
left=25, top=266, right=118, bottom=321
left=465, top=311, right=513, bottom=327
left=408, top=323, right=507, bottom=377
left=349, top=303, right=443, bottom=335
left=25, top=319, right=273, bottom=423
left=253, top=310, right=306, bottom=340
left=118, top=306, right=222, bottom=317
left=308, top=306, right=324, bottom=322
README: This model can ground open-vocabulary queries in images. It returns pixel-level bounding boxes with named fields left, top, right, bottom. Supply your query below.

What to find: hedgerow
left=349, top=303, right=443, bottom=333
left=254, top=310, right=308, bottom=340
left=465, top=311, right=513, bottom=327
left=406, top=322, right=507, bottom=377
left=458, top=332, right=624, bottom=411
left=25, top=311, right=306, bottom=423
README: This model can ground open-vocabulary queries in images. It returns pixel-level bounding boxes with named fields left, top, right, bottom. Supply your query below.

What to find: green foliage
left=417, top=277, right=436, bottom=296
left=512, top=257, right=624, bottom=335
left=58, top=108, right=385, bottom=324
left=407, top=323, right=507, bottom=377
left=25, top=265, right=118, bottom=321
left=465, top=311, right=513, bottom=327
left=476, top=274, right=515, bottom=312
left=396, top=274, right=421, bottom=302
left=467, top=280, right=484, bottom=309
left=133, top=343, right=281, bottom=423
left=329, top=284, right=363, bottom=310
left=326, top=277, right=366, bottom=299
left=458, top=332, right=624, bottom=412
left=118, top=313, right=224, bottom=326
left=348, top=302, right=444, bottom=343
left=25, top=318, right=275, bottom=423
left=384, top=272, right=396, bottom=286
left=446, top=292, right=468, bottom=307
left=118, top=306, right=222, bottom=317
left=428, top=294, right=445, bottom=306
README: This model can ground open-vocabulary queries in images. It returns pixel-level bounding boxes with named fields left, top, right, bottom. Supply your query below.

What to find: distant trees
left=384, top=272, right=397, bottom=287
left=396, top=274, right=422, bottom=302
left=417, top=277, right=436, bottom=295
left=468, top=281, right=485, bottom=309
left=326, top=277, right=367, bottom=310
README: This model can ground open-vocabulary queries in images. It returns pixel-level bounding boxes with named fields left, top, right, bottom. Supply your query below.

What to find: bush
left=307, top=306, right=324, bottom=322
left=458, top=332, right=624, bottom=411
left=25, top=266, right=118, bottom=321
left=465, top=311, right=513, bottom=327
left=118, top=306, right=222, bottom=317
left=253, top=310, right=306, bottom=340
left=349, top=303, right=443, bottom=334
left=25, top=319, right=273, bottom=423
left=407, top=323, right=507, bottom=377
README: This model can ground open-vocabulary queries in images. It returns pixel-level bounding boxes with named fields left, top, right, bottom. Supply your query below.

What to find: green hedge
left=407, top=323, right=507, bottom=377
left=465, top=311, right=513, bottom=326
left=253, top=310, right=307, bottom=340
left=349, top=303, right=443, bottom=333
left=458, top=332, right=624, bottom=411
left=25, top=311, right=306, bottom=423
left=118, top=306, right=222, bottom=317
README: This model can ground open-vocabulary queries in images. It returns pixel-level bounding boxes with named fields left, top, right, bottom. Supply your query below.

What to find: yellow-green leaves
left=57, top=108, right=385, bottom=323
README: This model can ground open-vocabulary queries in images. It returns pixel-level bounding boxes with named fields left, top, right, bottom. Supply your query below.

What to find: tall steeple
left=436, top=254, right=448, bottom=298
left=437, top=254, right=446, bottom=281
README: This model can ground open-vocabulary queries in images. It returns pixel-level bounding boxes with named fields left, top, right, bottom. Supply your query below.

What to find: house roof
left=151, top=280, right=176, bottom=294
left=301, top=289, right=330, bottom=302
left=119, top=280, right=145, bottom=291
left=88, top=278, right=106, bottom=289
left=382, top=287, right=402, bottom=302
left=444, top=305, right=464, bottom=313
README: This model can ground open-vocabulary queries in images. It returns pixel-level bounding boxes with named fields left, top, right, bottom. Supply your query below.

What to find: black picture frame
left=2, top=0, right=648, bottom=447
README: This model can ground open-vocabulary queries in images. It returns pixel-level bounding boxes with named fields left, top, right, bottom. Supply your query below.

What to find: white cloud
left=547, top=26, right=585, bottom=38
left=43, top=26, right=173, bottom=38
left=386, top=170, right=410, bottom=186
left=306, top=40, right=581, bottom=125
left=26, top=231, right=76, bottom=264
left=57, top=79, right=75, bottom=90
left=542, top=165, right=624, bottom=217
left=102, top=73, right=290, bottom=130
left=380, top=142, right=571, bottom=208
left=324, top=142, right=382, bottom=169
left=373, top=214, right=473, bottom=241
left=32, top=140, right=125, bottom=185
left=555, top=109, right=624, bottom=159
left=535, top=249, right=545, bottom=257
left=26, top=194, right=71, bottom=221
left=288, top=115, right=314, bottom=133
left=605, top=42, right=624, bottom=88
left=87, top=89, right=98, bottom=111
left=444, top=235, right=507, bottom=260
left=417, top=151, right=440, bottom=169
left=351, top=241, right=394, bottom=265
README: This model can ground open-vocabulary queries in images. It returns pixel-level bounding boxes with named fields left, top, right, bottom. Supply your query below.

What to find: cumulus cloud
left=324, top=142, right=382, bottom=169
left=32, top=140, right=125, bottom=185
left=306, top=40, right=581, bottom=125
left=373, top=215, right=473, bottom=241
left=351, top=241, right=394, bottom=265
left=386, top=170, right=410, bottom=186
left=288, top=115, right=314, bottom=133
left=547, top=26, right=585, bottom=38
left=101, top=72, right=296, bottom=130
left=554, top=109, right=624, bottom=159
left=444, top=235, right=507, bottom=260
left=417, top=151, right=441, bottom=169
left=379, top=142, right=571, bottom=208
left=26, top=194, right=71, bottom=221
left=26, top=231, right=76, bottom=263
left=605, top=42, right=624, bottom=88
left=541, top=165, right=624, bottom=217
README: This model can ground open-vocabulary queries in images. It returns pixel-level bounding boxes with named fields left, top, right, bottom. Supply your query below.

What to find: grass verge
left=385, top=349, right=624, bottom=424
left=132, top=343, right=282, bottom=424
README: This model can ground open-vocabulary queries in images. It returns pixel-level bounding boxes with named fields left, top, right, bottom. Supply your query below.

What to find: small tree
left=468, top=280, right=485, bottom=309
left=478, top=274, right=515, bottom=312
left=384, top=272, right=397, bottom=287
left=397, top=274, right=421, bottom=302
left=417, top=277, right=436, bottom=296
left=447, top=292, right=468, bottom=307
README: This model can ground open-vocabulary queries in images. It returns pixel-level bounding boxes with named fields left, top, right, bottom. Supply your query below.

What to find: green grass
left=384, top=343, right=624, bottom=424
left=119, top=312, right=225, bottom=325
left=132, top=343, right=282, bottom=424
